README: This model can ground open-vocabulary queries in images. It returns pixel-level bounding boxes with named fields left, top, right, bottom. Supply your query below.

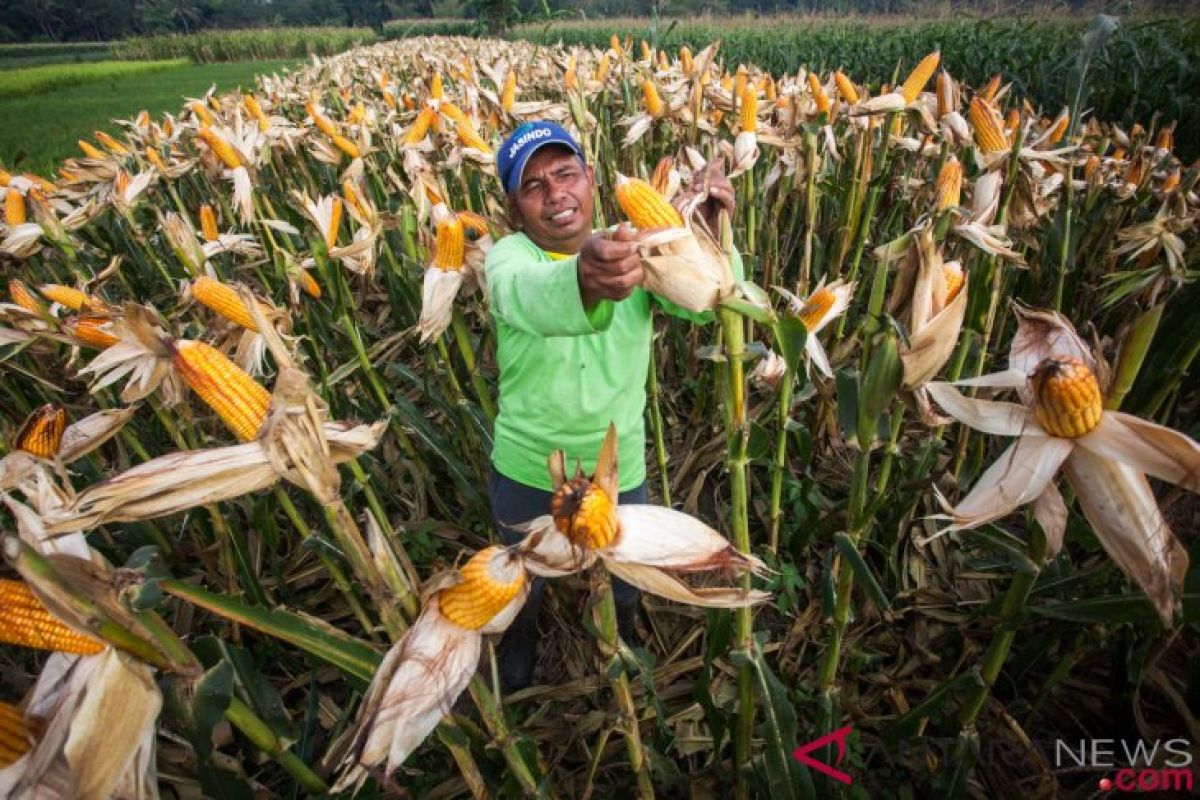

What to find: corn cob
left=457, top=122, right=492, bottom=154
left=189, top=100, right=213, bottom=126
left=615, top=174, right=683, bottom=229
left=807, top=73, right=830, bottom=115
left=0, top=166, right=11, bottom=186
left=0, top=580, right=103, bottom=655
left=0, top=701, right=38, bottom=769
left=199, top=204, right=220, bottom=242
left=942, top=262, right=965, bottom=303
left=936, top=157, right=963, bottom=212
left=640, top=40, right=651, bottom=62
left=331, top=134, right=361, bottom=159
left=657, top=50, right=669, bottom=71
left=5, top=187, right=25, bottom=226
left=404, top=106, right=436, bottom=144
left=439, top=101, right=467, bottom=125
left=798, top=287, right=836, bottom=332
left=595, top=52, right=611, bottom=84
left=679, top=46, right=693, bottom=76
left=501, top=71, right=516, bottom=112
left=734, top=65, right=748, bottom=103
left=740, top=85, right=759, bottom=133
left=834, top=71, right=858, bottom=104
left=1045, top=109, right=1069, bottom=145
left=610, top=33, right=621, bottom=53
left=1030, top=357, right=1103, bottom=438
left=1004, top=108, right=1021, bottom=145
left=430, top=73, right=444, bottom=100
left=347, top=101, right=365, bottom=125
left=970, top=97, right=1008, bottom=154
left=341, top=179, right=369, bottom=219
left=457, top=210, right=489, bottom=237
left=1124, top=158, right=1145, bottom=188
left=936, top=71, right=954, bottom=117
left=564, top=55, right=578, bottom=90
left=642, top=79, right=665, bottom=119
left=145, top=147, right=169, bottom=174
left=650, top=156, right=675, bottom=196
left=77, top=140, right=106, bottom=159
left=114, top=170, right=131, bottom=199
left=1162, top=166, right=1181, bottom=193
left=67, top=315, right=120, bottom=349
left=551, top=477, right=619, bottom=550
left=197, top=128, right=243, bottom=169
left=326, top=197, right=342, bottom=251
left=297, top=268, right=321, bottom=299
left=94, top=130, right=128, bottom=155
left=433, top=215, right=465, bottom=270
left=382, top=92, right=396, bottom=110
left=1156, top=126, right=1174, bottom=152
left=8, top=279, right=42, bottom=314
left=1084, top=154, right=1101, bottom=180
left=978, top=74, right=1001, bottom=104
left=244, top=94, right=270, bottom=132
left=192, top=276, right=262, bottom=332
left=901, top=52, right=940, bottom=103
left=438, top=546, right=525, bottom=631
left=15, top=405, right=66, bottom=458
left=37, top=284, right=88, bottom=311
left=172, top=340, right=270, bottom=441
left=764, top=75, right=777, bottom=102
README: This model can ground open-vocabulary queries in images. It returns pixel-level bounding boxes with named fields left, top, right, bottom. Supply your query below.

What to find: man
left=486, top=120, right=742, bottom=691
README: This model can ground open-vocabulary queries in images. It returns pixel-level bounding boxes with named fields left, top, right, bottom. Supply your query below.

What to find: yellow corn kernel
left=439, top=101, right=467, bottom=125
left=1004, top=108, right=1021, bottom=145
left=0, top=701, right=39, bottom=769
left=77, top=140, right=105, bottom=159
left=192, top=276, right=262, bottom=332
left=457, top=122, right=492, bottom=154
left=1045, top=109, right=1069, bottom=145
left=657, top=50, right=669, bottom=71
left=438, top=546, right=526, bottom=631
left=199, top=204, right=219, bottom=242
left=642, top=79, right=665, bottom=119
left=834, top=71, right=859, bottom=104
left=970, top=97, right=1008, bottom=154
left=936, top=71, right=953, bottom=117
left=5, top=188, right=25, bottom=226
left=942, top=262, right=965, bottom=303
left=433, top=215, right=465, bottom=271
left=615, top=174, right=683, bottom=229
left=0, top=166, right=11, bottom=186
left=978, top=74, right=1001, bottom=104
left=326, top=197, right=342, bottom=251
left=936, top=157, right=963, bottom=212
left=404, top=106, right=436, bottom=145
left=501, top=71, right=517, bottom=112
left=189, top=100, right=213, bottom=126
left=640, top=40, right=651, bottom=62
left=244, top=94, right=270, bottom=132
left=610, top=33, right=621, bottom=53
left=429, top=72, right=444, bottom=100
left=8, top=279, right=41, bottom=314
left=331, top=134, right=361, bottom=159
left=551, top=478, right=619, bottom=550
left=341, top=179, right=368, bottom=219
left=0, top=580, right=103, bottom=655
left=901, top=52, right=940, bottom=103
left=1030, top=357, right=1103, bottom=438
left=457, top=210, right=489, bottom=237
left=306, top=100, right=337, bottom=137
left=740, top=85, right=759, bottom=133
left=565, top=55, right=578, bottom=90
left=807, top=73, right=830, bottom=115
left=798, top=287, right=836, bottom=332
left=37, top=284, right=88, bottom=311
left=172, top=340, right=270, bottom=441
left=68, top=315, right=121, bottom=349
left=94, top=130, right=128, bottom=155
left=197, top=128, right=243, bottom=169
left=15, top=405, right=66, bottom=459
left=764, top=74, right=777, bottom=102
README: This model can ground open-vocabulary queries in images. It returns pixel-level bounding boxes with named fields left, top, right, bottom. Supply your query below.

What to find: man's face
left=508, top=145, right=595, bottom=254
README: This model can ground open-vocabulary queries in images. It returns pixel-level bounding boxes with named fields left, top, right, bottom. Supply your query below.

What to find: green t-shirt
left=484, top=230, right=745, bottom=492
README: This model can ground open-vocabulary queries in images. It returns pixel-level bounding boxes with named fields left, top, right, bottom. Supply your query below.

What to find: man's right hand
left=578, top=223, right=643, bottom=307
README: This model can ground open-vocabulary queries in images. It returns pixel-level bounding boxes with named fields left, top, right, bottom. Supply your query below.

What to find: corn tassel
left=172, top=340, right=270, bottom=441
left=1031, top=357, right=1103, bottom=438
left=192, top=276, right=262, bottom=332
left=438, top=547, right=526, bottom=631
left=0, top=579, right=104, bottom=655
left=615, top=174, right=683, bottom=229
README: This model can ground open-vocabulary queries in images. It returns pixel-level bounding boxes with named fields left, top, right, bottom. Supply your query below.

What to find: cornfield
left=0, top=25, right=1197, bottom=799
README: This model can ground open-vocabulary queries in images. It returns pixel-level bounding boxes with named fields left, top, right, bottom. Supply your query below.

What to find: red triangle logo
left=791, top=724, right=854, bottom=785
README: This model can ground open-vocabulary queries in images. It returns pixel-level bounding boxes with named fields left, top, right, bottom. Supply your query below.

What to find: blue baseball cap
left=497, top=121, right=585, bottom=195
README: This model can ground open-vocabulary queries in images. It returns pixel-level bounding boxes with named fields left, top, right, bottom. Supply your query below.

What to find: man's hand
left=696, top=156, right=736, bottom=233
left=578, top=223, right=643, bottom=307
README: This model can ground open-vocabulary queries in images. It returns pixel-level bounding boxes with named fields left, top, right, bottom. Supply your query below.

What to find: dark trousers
left=489, top=468, right=644, bottom=659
